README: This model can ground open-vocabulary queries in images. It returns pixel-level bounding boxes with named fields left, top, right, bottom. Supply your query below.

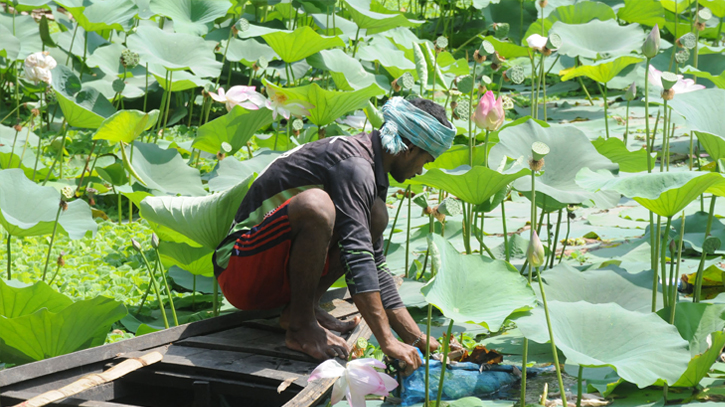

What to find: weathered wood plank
left=325, top=299, right=358, bottom=319
left=0, top=308, right=281, bottom=388
left=1, top=390, right=137, bottom=407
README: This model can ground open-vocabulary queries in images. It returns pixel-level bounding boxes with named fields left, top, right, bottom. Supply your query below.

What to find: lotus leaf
left=126, top=25, right=222, bottom=78
left=576, top=168, right=725, bottom=218
left=525, top=2, right=615, bottom=40
left=168, top=266, right=215, bottom=294
left=126, top=142, right=207, bottom=196
left=669, top=89, right=725, bottom=160
left=552, top=19, right=647, bottom=59
left=488, top=119, right=620, bottom=207
left=9, top=0, right=53, bottom=12
left=672, top=212, right=725, bottom=255
left=262, top=26, right=345, bottom=64
left=306, top=49, right=386, bottom=92
left=0, top=169, right=97, bottom=239
left=356, top=38, right=416, bottom=79
left=0, top=279, right=73, bottom=318
left=409, top=166, right=528, bottom=206
left=701, top=0, right=725, bottom=17
left=343, top=0, right=424, bottom=34
left=480, top=36, right=529, bottom=59
left=139, top=175, right=254, bottom=251
left=54, top=0, right=138, bottom=32
left=223, top=37, right=278, bottom=66
left=86, top=43, right=148, bottom=79
left=93, top=110, right=160, bottom=144
left=421, top=234, right=537, bottom=331
left=207, top=151, right=282, bottom=192
left=193, top=106, right=273, bottom=155
left=51, top=65, right=117, bottom=129
left=560, top=56, right=644, bottom=84
left=591, top=137, right=652, bottom=173
left=158, top=241, right=214, bottom=277
left=536, top=264, right=662, bottom=313
left=682, top=66, right=725, bottom=89
left=0, top=24, right=21, bottom=60
left=617, top=0, right=665, bottom=27
left=0, top=13, right=43, bottom=60
left=148, top=0, right=232, bottom=36
left=516, top=301, right=690, bottom=387
left=660, top=0, right=695, bottom=13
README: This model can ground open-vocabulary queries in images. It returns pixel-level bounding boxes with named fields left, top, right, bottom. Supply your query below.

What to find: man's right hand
left=382, top=340, right=421, bottom=376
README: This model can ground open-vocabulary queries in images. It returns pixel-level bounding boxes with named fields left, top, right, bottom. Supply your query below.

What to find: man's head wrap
left=379, top=97, right=456, bottom=159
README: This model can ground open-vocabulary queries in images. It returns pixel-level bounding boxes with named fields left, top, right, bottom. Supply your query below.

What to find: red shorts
left=218, top=199, right=329, bottom=310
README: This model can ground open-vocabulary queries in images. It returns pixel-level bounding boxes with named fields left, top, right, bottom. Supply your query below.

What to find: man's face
left=390, top=146, right=435, bottom=183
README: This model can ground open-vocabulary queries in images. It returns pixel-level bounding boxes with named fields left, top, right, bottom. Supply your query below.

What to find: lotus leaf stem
left=135, top=282, right=152, bottom=316
left=695, top=196, right=717, bottom=302
left=596, top=82, right=610, bottom=139
left=154, top=252, right=178, bottom=326
left=9, top=124, right=18, bottom=160
left=43, top=128, right=68, bottom=186
left=548, top=209, right=563, bottom=269
left=75, top=140, right=99, bottom=196
left=671, top=212, right=686, bottom=324
left=6, top=233, right=11, bottom=280
left=539, top=54, right=547, bottom=122
left=644, top=59, right=653, bottom=173
left=536, top=265, right=567, bottom=403
left=157, top=70, right=174, bottom=143
left=41, top=203, right=63, bottom=281
left=424, top=303, right=432, bottom=407
left=464, top=58, right=479, bottom=254
left=405, top=190, right=412, bottom=276
left=79, top=33, right=88, bottom=81
left=143, top=63, right=149, bottom=112
left=661, top=101, right=669, bottom=173
left=694, top=20, right=700, bottom=84
left=624, top=101, right=630, bottom=146
left=138, top=248, right=169, bottom=329
left=502, top=198, right=510, bottom=262
left=689, top=132, right=694, bottom=171
left=31, top=130, right=43, bottom=181
left=660, top=216, right=673, bottom=308
left=654, top=215, right=665, bottom=306
left=435, top=320, right=455, bottom=406
left=521, top=161, right=538, bottom=407
left=154, top=70, right=170, bottom=134
left=577, top=365, right=583, bottom=407
left=0, top=105, right=21, bottom=125
left=432, top=49, right=438, bottom=98
left=558, top=210, right=571, bottom=265
left=473, top=228, right=496, bottom=259
left=192, top=275, right=197, bottom=310
left=65, top=24, right=79, bottom=65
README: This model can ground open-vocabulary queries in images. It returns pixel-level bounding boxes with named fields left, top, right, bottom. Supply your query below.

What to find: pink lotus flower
left=472, top=91, right=505, bottom=131
left=24, top=51, right=57, bottom=85
left=208, top=85, right=267, bottom=112
left=526, top=34, right=548, bottom=52
left=647, top=65, right=705, bottom=95
left=264, top=84, right=314, bottom=120
left=308, top=358, right=398, bottom=407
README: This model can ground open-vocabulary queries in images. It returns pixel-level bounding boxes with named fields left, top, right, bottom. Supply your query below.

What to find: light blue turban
left=379, top=97, right=456, bottom=159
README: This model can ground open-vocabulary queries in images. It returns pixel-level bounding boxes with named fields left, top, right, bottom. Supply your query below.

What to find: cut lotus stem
left=435, top=319, right=454, bottom=406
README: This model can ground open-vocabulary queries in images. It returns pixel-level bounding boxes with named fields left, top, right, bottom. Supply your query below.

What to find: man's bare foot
left=315, top=306, right=360, bottom=333
left=285, top=322, right=350, bottom=360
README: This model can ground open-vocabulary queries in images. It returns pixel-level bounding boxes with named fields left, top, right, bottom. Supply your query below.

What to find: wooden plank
left=282, top=319, right=372, bottom=407
left=1, top=390, right=137, bottom=407
left=0, top=308, right=282, bottom=389
left=325, top=299, right=358, bottom=319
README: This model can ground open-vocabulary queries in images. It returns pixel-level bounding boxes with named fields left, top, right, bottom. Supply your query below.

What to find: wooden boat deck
left=0, top=293, right=369, bottom=407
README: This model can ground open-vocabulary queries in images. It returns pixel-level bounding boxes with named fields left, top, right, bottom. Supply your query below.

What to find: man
left=213, top=97, right=457, bottom=375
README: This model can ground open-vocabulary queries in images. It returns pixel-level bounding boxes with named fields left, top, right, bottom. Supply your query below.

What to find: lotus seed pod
left=531, top=141, right=550, bottom=161
left=506, top=65, right=526, bottom=85
left=490, top=52, right=506, bottom=71
left=661, top=88, right=675, bottom=100
left=677, top=32, right=697, bottom=49
left=473, top=49, right=486, bottom=63
left=236, top=18, right=250, bottom=33
left=131, top=238, right=142, bottom=252
left=481, top=75, right=492, bottom=85
left=13, top=124, right=22, bottom=132
left=221, top=142, right=232, bottom=153
left=675, top=49, right=691, bottom=64
left=454, top=98, right=470, bottom=120
left=660, top=71, right=679, bottom=91
left=625, top=82, right=637, bottom=101
left=61, top=186, right=74, bottom=201
left=527, top=230, right=546, bottom=268
left=546, top=32, right=562, bottom=50
left=412, top=42, right=428, bottom=86
left=437, top=197, right=462, bottom=217
left=435, top=36, right=448, bottom=50
left=480, top=40, right=495, bottom=56
left=501, top=95, right=514, bottom=110
left=120, top=49, right=139, bottom=69
left=112, top=78, right=125, bottom=93
left=413, top=193, right=429, bottom=209
left=391, top=77, right=402, bottom=92
left=448, top=89, right=461, bottom=102
left=642, top=24, right=660, bottom=59
left=704, top=236, right=721, bottom=254
left=457, top=75, right=474, bottom=94
left=492, top=22, right=510, bottom=39
left=151, top=233, right=159, bottom=249
left=399, top=72, right=415, bottom=89
left=698, top=7, right=713, bottom=22
left=292, top=118, right=304, bottom=131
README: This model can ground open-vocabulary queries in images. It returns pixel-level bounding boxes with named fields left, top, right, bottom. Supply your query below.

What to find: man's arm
left=386, top=307, right=441, bottom=353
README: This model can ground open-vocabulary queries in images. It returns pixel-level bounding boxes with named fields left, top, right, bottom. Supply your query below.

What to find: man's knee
left=288, top=189, right=336, bottom=235
left=371, top=197, right=389, bottom=241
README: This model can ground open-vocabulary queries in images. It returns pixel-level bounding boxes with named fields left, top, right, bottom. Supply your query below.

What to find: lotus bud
left=57, top=251, right=66, bottom=267
left=364, top=101, right=384, bottom=128
left=675, top=49, right=691, bottom=64
left=120, top=49, right=139, bottom=69
left=624, top=82, right=636, bottom=102
left=472, top=91, right=505, bottom=131
left=131, top=238, right=142, bottom=252
left=412, top=43, right=428, bottom=87
left=437, top=197, right=462, bottom=217
left=527, top=230, right=546, bottom=268
left=151, top=233, right=159, bottom=249
left=642, top=24, right=660, bottom=59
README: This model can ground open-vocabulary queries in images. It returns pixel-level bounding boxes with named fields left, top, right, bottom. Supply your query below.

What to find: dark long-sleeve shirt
left=214, top=131, right=404, bottom=309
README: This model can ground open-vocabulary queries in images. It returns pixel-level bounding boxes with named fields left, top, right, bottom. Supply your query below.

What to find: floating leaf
left=421, top=234, right=537, bottom=331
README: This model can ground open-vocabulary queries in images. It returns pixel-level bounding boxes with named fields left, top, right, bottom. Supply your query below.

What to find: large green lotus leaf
left=0, top=24, right=20, bottom=60
left=668, top=89, right=725, bottom=160
left=516, top=301, right=690, bottom=387
left=224, top=37, right=278, bottom=65
left=701, top=0, right=725, bottom=17
left=560, top=56, right=644, bottom=84
left=0, top=13, right=43, bottom=60
left=158, top=241, right=214, bottom=277
left=305, top=83, right=386, bottom=126
left=421, top=234, right=536, bottom=331
left=343, top=0, right=424, bottom=34
left=262, top=26, right=345, bottom=64
left=307, top=49, right=386, bottom=92
left=672, top=212, right=725, bottom=255
left=576, top=168, right=725, bottom=218
left=193, top=106, right=274, bottom=155
left=682, top=66, right=725, bottom=89
left=552, top=20, right=647, bottom=59
left=537, top=264, right=662, bottom=313
left=425, top=145, right=489, bottom=170
left=617, top=0, right=665, bottom=27
left=356, top=38, right=415, bottom=79
left=149, top=0, right=232, bottom=36
left=139, top=175, right=254, bottom=251
left=151, top=69, right=212, bottom=92
left=86, top=43, right=148, bottom=79
left=0, top=279, right=73, bottom=318
left=0, top=169, right=97, bottom=239
left=126, top=25, right=222, bottom=77
left=127, top=142, right=207, bottom=196
left=525, top=1, right=615, bottom=40
left=51, top=65, right=117, bottom=129
left=481, top=35, right=530, bottom=59
left=591, top=137, right=652, bottom=173
left=54, top=0, right=138, bottom=32
left=656, top=303, right=725, bottom=387
left=207, top=151, right=282, bottom=192
left=310, top=12, right=365, bottom=40
left=488, top=119, right=620, bottom=207
left=660, top=0, right=694, bottom=13
left=408, top=166, right=528, bottom=206
left=93, top=110, right=160, bottom=144
left=0, top=296, right=127, bottom=364
left=10, top=0, right=53, bottom=12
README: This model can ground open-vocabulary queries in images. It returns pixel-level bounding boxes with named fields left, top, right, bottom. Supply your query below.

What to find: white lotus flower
left=526, top=34, right=548, bottom=52
left=647, top=64, right=705, bottom=95
left=308, top=358, right=398, bottom=407
left=264, top=85, right=313, bottom=120
left=24, top=51, right=57, bottom=85
left=336, top=110, right=373, bottom=131
left=208, top=85, right=266, bottom=112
